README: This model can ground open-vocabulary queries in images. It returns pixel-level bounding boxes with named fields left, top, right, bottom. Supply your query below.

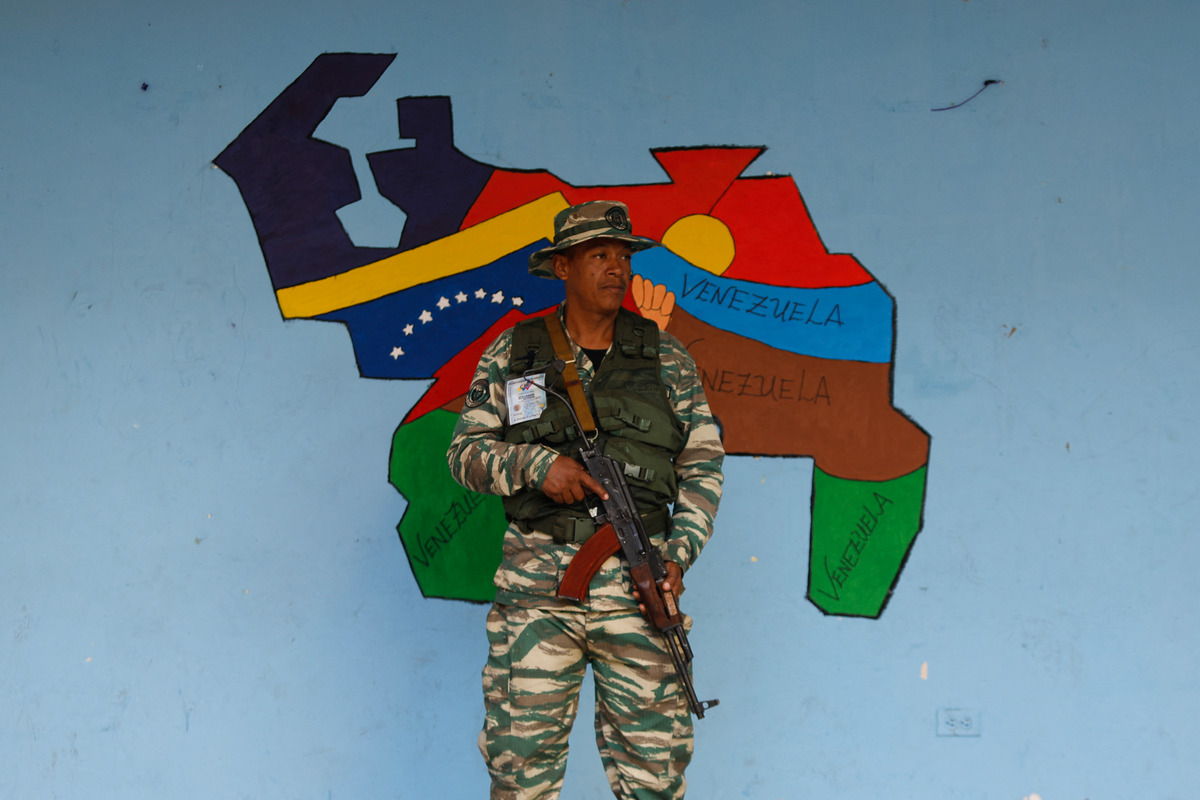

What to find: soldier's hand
left=660, top=560, right=685, bottom=597
left=633, top=560, right=685, bottom=617
left=542, top=455, right=609, bottom=505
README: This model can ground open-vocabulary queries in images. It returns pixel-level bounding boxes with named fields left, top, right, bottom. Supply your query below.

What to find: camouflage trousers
left=480, top=602, right=694, bottom=799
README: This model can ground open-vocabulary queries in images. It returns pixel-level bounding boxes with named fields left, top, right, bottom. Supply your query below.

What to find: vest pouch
left=602, top=435, right=678, bottom=499
left=595, top=395, right=686, bottom=453
left=512, top=402, right=578, bottom=446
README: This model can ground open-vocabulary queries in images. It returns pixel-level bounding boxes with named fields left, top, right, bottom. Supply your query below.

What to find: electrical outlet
left=937, top=708, right=981, bottom=737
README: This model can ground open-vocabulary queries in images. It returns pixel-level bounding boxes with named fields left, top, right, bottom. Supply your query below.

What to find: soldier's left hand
left=632, top=560, right=685, bottom=616
left=660, top=560, right=685, bottom=597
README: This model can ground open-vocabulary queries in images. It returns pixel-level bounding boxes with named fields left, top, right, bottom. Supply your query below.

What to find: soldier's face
left=553, top=238, right=633, bottom=317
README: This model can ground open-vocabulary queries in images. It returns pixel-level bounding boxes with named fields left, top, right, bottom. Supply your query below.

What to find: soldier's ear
left=552, top=252, right=570, bottom=280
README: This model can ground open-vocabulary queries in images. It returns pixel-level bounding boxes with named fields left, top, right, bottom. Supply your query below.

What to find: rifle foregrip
left=630, top=562, right=682, bottom=630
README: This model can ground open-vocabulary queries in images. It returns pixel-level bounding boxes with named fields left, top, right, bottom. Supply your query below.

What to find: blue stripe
left=635, top=248, right=894, bottom=363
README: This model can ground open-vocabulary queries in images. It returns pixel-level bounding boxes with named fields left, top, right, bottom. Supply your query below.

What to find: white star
left=436, top=296, right=450, bottom=310
left=403, top=324, right=414, bottom=336
left=512, top=296, right=524, bottom=307
left=475, top=288, right=487, bottom=299
left=390, top=346, right=404, bottom=359
left=455, top=291, right=468, bottom=303
left=491, top=291, right=505, bottom=304
left=419, top=310, right=433, bottom=324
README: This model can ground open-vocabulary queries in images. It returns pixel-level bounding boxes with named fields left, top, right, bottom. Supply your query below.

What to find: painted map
left=215, top=52, right=930, bottom=618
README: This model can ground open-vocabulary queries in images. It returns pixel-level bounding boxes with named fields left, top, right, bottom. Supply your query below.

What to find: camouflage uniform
left=448, top=305, right=724, bottom=800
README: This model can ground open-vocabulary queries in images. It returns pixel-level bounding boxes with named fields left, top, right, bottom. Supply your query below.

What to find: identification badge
left=507, top=374, right=547, bottom=425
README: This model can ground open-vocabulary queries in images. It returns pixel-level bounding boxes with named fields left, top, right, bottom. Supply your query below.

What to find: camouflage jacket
left=447, top=306, right=724, bottom=609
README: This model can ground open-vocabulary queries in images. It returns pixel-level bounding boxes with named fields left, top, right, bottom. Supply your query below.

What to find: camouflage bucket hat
left=528, top=200, right=660, bottom=278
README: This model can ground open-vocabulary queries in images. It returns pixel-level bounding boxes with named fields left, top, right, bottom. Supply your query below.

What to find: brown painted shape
left=440, top=393, right=467, bottom=415
left=669, top=308, right=928, bottom=481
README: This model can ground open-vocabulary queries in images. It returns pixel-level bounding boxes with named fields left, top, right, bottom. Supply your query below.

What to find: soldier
left=447, top=200, right=724, bottom=799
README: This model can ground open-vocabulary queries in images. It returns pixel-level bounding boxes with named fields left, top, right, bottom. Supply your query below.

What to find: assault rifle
left=577, top=445, right=719, bottom=718
left=525, top=356, right=719, bottom=719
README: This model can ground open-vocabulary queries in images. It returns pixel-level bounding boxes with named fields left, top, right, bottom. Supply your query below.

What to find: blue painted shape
left=317, top=243, right=562, bottom=379
left=634, top=248, right=894, bottom=363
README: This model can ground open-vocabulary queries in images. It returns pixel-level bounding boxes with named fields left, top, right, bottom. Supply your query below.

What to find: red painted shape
left=572, top=148, right=765, bottom=240
left=459, top=170, right=568, bottom=230
left=460, top=146, right=873, bottom=289
left=714, top=177, right=873, bottom=287
left=402, top=306, right=554, bottom=422
left=460, top=147, right=764, bottom=240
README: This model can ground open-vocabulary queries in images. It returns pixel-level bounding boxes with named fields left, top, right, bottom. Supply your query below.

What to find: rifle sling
left=543, top=313, right=597, bottom=437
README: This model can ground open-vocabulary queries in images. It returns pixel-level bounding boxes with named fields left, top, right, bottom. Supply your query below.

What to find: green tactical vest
left=502, top=308, right=686, bottom=539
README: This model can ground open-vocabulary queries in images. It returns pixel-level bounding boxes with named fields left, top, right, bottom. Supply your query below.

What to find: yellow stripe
left=276, top=192, right=570, bottom=319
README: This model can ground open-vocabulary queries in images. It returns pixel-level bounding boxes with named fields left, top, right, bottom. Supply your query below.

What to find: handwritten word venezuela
left=411, top=491, right=487, bottom=568
left=634, top=250, right=894, bottom=363
left=814, top=491, right=894, bottom=603
left=681, top=273, right=844, bottom=327
left=702, top=367, right=831, bottom=405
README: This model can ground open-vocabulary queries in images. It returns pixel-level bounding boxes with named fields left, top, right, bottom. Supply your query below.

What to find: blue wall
left=3, top=1, right=1198, bottom=797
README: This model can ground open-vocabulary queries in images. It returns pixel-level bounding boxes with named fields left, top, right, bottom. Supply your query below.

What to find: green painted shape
left=389, top=409, right=506, bottom=602
left=807, top=465, right=927, bottom=618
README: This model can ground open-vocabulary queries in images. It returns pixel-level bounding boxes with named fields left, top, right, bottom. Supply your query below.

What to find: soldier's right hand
left=542, top=455, right=609, bottom=505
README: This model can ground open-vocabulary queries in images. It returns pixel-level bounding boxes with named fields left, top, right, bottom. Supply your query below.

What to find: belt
left=543, top=505, right=670, bottom=544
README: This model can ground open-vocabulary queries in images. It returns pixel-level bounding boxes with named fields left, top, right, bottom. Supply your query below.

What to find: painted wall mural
left=214, top=52, right=930, bottom=618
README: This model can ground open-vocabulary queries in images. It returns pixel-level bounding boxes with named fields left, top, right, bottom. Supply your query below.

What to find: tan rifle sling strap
left=543, top=312, right=598, bottom=438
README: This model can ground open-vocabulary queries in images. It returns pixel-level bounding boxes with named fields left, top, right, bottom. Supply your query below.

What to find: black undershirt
left=581, top=347, right=607, bottom=370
